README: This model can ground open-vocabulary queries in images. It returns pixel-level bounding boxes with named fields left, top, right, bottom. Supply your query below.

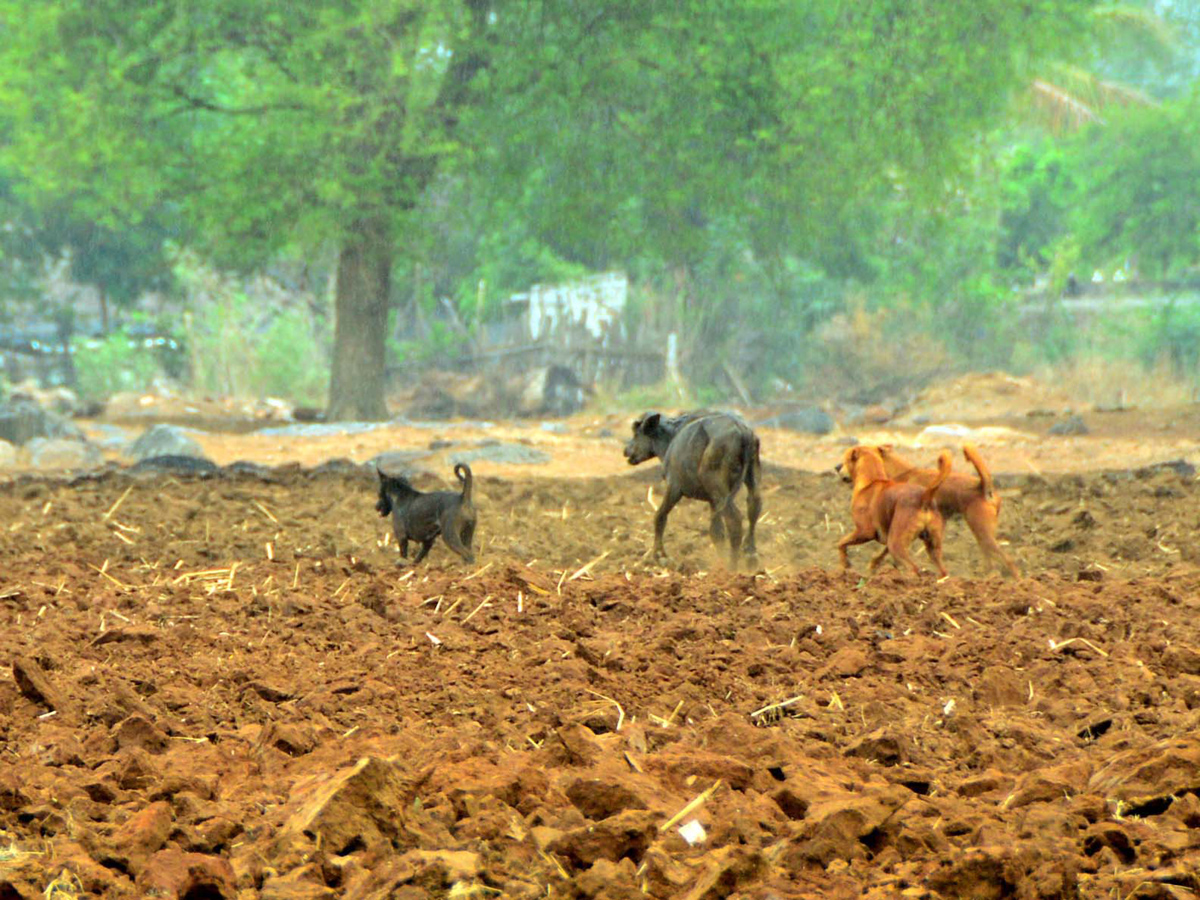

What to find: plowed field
left=2, top=443, right=1200, bottom=898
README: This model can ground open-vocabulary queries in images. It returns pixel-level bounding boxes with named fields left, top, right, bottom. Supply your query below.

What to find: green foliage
left=1140, top=300, right=1200, bottom=375
left=388, top=319, right=470, bottom=368
left=71, top=329, right=162, bottom=401
left=172, top=249, right=329, bottom=405
left=1072, top=88, right=1200, bottom=277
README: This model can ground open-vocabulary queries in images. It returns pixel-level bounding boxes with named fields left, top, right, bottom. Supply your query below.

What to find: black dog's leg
left=399, top=537, right=410, bottom=559
left=460, top=521, right=476, bottom=559
left=442, top=518, right=475, bottom=563
left=413, top=539, right=436, bottom=564
left=651, top=483, right=683, bottom=562
left=721, top=502, right=743, bottom=569
left=743, top=485, right=762, bottom=560
left=707, top=501, right=726, bottom=547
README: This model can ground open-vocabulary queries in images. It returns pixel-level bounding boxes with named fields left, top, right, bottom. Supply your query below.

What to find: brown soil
left=2, top=437, right=1200, bottom=899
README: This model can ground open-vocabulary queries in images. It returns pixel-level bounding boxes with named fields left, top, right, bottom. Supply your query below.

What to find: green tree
left=0, top=0, right=1098, bottom=413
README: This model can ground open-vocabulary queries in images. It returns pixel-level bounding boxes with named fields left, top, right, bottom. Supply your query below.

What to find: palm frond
left=1027, top=64, right=1157, bottom=135
left=1090, top=4, right=1178, bottom=50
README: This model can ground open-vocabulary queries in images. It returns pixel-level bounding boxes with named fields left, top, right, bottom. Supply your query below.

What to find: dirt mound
left=905, top=371, right=1078, bottom=423
left=1, top=468, right=1199, bottom=898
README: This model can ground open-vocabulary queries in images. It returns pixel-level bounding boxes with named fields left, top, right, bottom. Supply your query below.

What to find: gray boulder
left=453, top=441, right=551, bottom=466
left=28, top=437, right=103, bottom=471
left=1048, top=415, right=1089, bottom=436
left=126, top=424, right=208, bottom=461
left=0, top=397, right=83, bottom=445
left=757, top=407, right=835, bottom=436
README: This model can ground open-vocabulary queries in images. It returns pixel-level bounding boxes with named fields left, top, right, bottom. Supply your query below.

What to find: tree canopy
left=7, top=0, right=1196, bottom=408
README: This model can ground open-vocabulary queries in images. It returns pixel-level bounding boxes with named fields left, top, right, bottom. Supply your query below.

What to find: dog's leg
left=867, top=546, right=890, bottom=572
left=721, top=503, right=743, bottom=570
left=698, top=465, right=740, bottom=567
left=399, top=538, right=410, bottom=559
left=964, top=509, right=1019, bottom=578
left=743, top=483, right=762, bottom=560
left=837, top=532, right=873, bottom=569
left=886, top=524, right=923, bottom=577
left=921, top=523, right=949, bottom=578
left=442, top=518, right=475, bottom=564
left=651, top=484, right=683, bottom=562
left=412, top=539, right=436, bottom=564
left=707, top=502, right=726, bottom=544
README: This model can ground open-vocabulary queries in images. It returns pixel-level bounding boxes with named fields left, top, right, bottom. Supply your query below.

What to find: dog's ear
left=641, top=412, right=661, bottom=433
left=877, top=444, right=893, bottom=453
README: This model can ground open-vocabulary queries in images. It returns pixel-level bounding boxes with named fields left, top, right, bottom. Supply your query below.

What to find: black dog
left=624, top=410, right=762, bottom=568
left=375, top=463, right=476, bottom=564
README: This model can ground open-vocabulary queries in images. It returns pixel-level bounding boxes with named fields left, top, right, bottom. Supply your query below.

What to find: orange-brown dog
left=836, top=446, right=951, bottom=577
left=875, top=444, right=1019, bottom=578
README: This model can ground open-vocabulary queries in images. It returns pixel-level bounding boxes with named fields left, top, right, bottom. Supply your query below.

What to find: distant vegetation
left=1, top=1, right=1198, bottom=411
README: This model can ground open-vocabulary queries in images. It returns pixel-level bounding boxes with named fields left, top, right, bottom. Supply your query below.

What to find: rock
left=1161, top=645, right=1200, bottom=677
left=818, top=645, right=870, bottom=678
left=0, top=439, right=16, bottom=468
left=368, top=449, right=434, bottom=475
left=191, top=817, right=244, bottom=854
left=12, top=655, right=74, bottom=717
left=117, top=747, right=162, bottom=790
left=973, top=665, right=1027, bottom=708
left=261, top=865, right=338, bottom=899
left=0, top=771, right=29, bottom=811
left=570, top=858, right=643, bottom=900
left=1136, top=459, right=1196, bottom=479
left=27, top=436, right=103, bottom=470
left=756, top=407, right=834, bottom=435
left=408, top=849, right=482, bottom=884
left=547, top=809, right=659, bottom=867
left=280, top=757, right=431, bottom=856
left=129, top=454, right=218, bottom=475
left=137, top=849, right=237, bottom=899
left=453, top=441, right=552, bottom=466
left=258, top=722, right=317, bottom=757
left=844, top=728, right=906, bottom=766
left=114, top=715, right=170, bottom=754
left=1048, top=415, right=1089, bottom=436
left=1082, top=822, right=1137, bottom=864
left=926, top=845, right=1024, bottom=899
left=126, top=424, right=207, bottom=461
left=102, top=800, right=174, bottom=875
left=552, top=724, right=605, bottom=766
left=1088, top=737, right=1200, bottom=815
left=0, top=396, right=82, bottom=445
left=792, top=785, right=912, bottom=866
left=642, top=750, right=755, bottom=792
left=1007, top=761, right=1092, bottom=809
left=955, top=770, right=1013, bottom=799
left=679, top=847, right=763, bottom=900
left=564, top=776, right=651, bottom=820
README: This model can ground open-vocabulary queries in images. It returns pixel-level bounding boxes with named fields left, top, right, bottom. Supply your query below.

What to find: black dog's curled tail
left=454, top=463, right=473, bottom=504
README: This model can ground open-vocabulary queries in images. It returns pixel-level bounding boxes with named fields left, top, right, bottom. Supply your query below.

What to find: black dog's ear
left=641, top=412, right=661, bottom=433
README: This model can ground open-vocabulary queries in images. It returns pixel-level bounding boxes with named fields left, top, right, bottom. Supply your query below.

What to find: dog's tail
left=962, top=444, right=996, bottom=502
left=744, top=435, right=761, bottom=492
left=921, top=451, right=952, bottom=508
left=454, top=463, right=473, bottom=504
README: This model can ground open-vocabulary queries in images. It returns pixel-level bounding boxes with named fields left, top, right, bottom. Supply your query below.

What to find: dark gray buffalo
left=624, top=410, right=762, bottom=568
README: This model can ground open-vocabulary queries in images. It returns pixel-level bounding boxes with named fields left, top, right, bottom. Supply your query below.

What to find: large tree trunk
left=327, top=219, right=392, bottom=421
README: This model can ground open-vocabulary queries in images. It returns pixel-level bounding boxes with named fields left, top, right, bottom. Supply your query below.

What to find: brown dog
left=836, top=446, right=951, bottom=577
left=875, top=444, right=1019, bottom=578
